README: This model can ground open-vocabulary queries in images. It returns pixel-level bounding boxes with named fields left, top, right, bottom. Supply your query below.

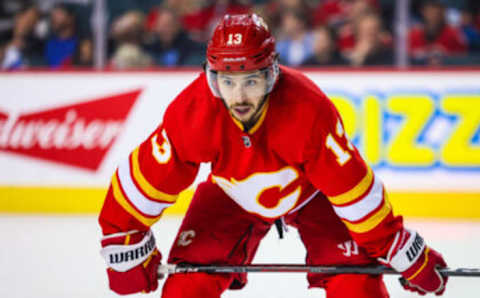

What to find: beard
left=228, top=96, right=267, bottom=131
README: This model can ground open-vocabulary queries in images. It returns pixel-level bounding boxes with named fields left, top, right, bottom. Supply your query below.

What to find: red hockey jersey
left=99, top=66, right=403, bottom=257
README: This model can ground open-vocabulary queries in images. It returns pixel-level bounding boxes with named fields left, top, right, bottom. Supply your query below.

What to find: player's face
left=217, top=70, right=268, bottom=123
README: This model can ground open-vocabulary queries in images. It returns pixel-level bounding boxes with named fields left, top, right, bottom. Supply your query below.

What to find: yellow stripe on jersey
left=248, top=100, right=269, bottom=134
left=231, top=115, right=243, bottom=131
left=131, top=147, right=178, bottom=203
left=332, top=174, right=384, bottom=221
left=111, top=173, right=163, bottom=227
left=328, top=167, right=373, bottom=205
left=342, top=192, right=392, bottom=233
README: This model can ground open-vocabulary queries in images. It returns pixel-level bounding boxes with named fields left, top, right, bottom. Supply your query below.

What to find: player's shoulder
left=164, top=72, right=219, bottom=123
left=268, top=66, right=340, bottom=163
left=274, top=65, right=336, bottom=118
left=162, top=71, right=221, bottom=161
left=278, top=66, right=328, bottom=101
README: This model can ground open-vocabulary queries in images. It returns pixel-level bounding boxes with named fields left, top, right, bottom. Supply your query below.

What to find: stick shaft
left=158, top=264, right=480, bottom=277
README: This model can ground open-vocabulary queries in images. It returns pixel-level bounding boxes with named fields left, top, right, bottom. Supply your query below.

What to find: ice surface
left=0, top=215, right=478, bottom=298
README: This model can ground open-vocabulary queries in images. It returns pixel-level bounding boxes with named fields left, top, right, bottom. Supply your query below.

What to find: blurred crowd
left=1, top=0, right=480, bottom=70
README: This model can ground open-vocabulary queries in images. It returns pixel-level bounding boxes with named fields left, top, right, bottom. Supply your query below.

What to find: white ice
left=0, top=215, right=478, bottom=298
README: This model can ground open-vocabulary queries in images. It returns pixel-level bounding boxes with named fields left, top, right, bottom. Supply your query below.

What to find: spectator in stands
left=145, top=7, right=205, bottom=66
left=0, top=0, right=35, bottom=40
left=45, top=3, right=79, bottom=68
left=276, top=9, right=314, bottom=66
left=347, top=12, right=393, bottom=66
left=409, top=0, right=467, bottom=65
left=111, top=43, right=153, bottom=69
left=1, top=5, right=43, bottom=69
left=302, top=26, right=348, bottom=66
left=73, top=38, right=93, bottom=67
left=321, top=0, right=380, bottom=56
left=0, top=38, right=8, bottom=69
left=261, top=0, right=312, bottom=36
left=165, top=0, right=213, bottom=41
left=313, top=0, right=379, bottom=29
left=110, top=11, right=152, bottom=69
left=1, top=38, right=23, bottom=70
left=460, top=8, right=480, bottom=52
left=167, top=0, right=251, bottom=42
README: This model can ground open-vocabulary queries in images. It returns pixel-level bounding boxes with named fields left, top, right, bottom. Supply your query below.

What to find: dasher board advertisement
left=1, top=70, right=479, bottom=217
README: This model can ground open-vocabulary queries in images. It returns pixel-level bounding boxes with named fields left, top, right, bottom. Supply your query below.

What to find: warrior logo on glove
left=105, top=232, right=156, bottom=266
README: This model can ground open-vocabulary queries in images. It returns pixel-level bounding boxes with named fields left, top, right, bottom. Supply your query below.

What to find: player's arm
left=304, top=97, right=447, bottom=295
left=99, top=118, right=199, bottom=294
left=99, top=124, right=198, bottom=233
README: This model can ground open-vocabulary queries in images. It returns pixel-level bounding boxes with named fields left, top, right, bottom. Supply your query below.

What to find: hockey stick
left=158, top=264, right=480, bottom=277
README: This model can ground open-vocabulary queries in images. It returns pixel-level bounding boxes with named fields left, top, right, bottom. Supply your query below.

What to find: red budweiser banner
left=0, top=89, right=142, bottom=171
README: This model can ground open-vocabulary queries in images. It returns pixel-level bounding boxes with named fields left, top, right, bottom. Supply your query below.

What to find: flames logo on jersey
left=212, top=167, right=301, bottom=218
left=177, top=230, right=196, bottom=247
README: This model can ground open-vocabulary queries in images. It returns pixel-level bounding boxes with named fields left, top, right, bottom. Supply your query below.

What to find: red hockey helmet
left=207, top=13, right=276, bottom=72
left=206, top=14, right=279, bottom=98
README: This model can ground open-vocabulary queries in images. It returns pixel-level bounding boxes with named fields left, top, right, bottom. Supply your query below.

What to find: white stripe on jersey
left=332, top=175, right=384, bottom=222
left=117, top=157, right=171, bottom=216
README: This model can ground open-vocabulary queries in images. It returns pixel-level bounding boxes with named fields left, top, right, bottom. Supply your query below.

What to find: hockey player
left=99, top=13, right=448, bottom=297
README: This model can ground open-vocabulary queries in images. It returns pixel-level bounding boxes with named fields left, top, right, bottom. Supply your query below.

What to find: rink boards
left=0, top=69, right=479, bottom=218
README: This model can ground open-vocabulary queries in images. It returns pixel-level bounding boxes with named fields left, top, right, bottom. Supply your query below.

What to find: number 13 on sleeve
left=326, top=120, right=354, bottom=166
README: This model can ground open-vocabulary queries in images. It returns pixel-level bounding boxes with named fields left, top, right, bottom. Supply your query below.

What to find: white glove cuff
left=100, top=230, right=156, bottom=272
left=380, top=229, right=426, bottom=272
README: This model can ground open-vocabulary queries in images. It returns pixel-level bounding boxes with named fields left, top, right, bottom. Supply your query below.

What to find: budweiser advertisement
left=0, top=89, right=141, bottom=171
left=0, top=71, right=479, bottom=193
left=0, top=72, right=197, bottom=188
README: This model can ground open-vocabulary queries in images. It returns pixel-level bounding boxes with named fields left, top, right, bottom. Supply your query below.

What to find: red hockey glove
left=378, top=229, right=448, bottom=296
left=100, top=230, right=162, bottom=295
